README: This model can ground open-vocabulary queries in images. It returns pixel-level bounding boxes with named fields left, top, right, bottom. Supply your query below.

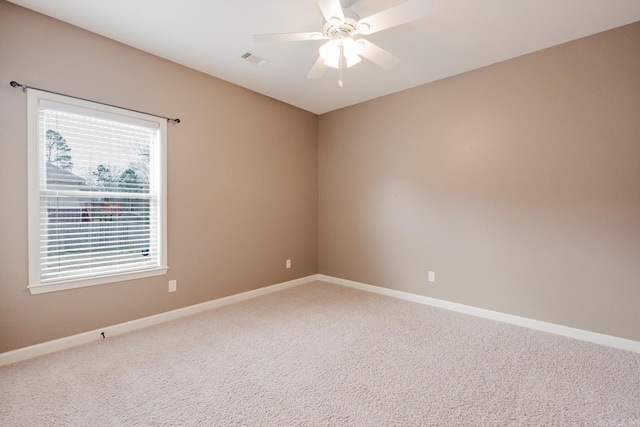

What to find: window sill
left=28, top=267, right=169, bottom=295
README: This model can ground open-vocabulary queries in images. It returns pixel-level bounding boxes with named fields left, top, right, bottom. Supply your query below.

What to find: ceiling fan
left=253, top=0, right=434, bottom=87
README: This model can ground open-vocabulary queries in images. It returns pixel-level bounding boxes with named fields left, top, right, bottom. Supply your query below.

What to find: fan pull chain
left=338, top=44, right=344, bottom=87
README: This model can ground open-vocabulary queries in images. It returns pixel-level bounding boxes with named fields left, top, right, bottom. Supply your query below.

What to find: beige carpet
left=1, top=281, right=639, bottom=426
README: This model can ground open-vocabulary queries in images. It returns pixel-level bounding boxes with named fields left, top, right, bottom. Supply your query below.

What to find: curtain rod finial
left=10, top=81, right=26, bottom=92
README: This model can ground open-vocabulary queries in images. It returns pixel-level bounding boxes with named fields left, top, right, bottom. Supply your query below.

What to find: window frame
left=27, top=89, right=168, bottom=294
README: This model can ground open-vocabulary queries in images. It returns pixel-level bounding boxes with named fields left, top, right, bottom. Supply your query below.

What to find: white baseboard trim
left=0, top=275, right=316, bottom=367
left=318, top=274, right=640, bottom=354
left=4, top=273, right=637, bottom=366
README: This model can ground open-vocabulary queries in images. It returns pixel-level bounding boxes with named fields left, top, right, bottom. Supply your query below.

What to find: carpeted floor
left=1, top=281, right=639, bottom=426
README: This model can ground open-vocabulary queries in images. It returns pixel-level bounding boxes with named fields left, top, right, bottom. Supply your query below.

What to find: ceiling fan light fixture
left=320, top=37, right=363, bottom=69
left=254, top=0, right=435, bottom=85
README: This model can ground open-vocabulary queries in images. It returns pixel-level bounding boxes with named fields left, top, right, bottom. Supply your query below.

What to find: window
left=27, top=90, right=168, bottom=294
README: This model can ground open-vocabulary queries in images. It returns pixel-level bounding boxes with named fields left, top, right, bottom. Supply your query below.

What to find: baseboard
left=318, top=274, right=640, bottom=354
left=0, top=275, right=316, bottom=367
left=4, top=273, right=637, bottom=366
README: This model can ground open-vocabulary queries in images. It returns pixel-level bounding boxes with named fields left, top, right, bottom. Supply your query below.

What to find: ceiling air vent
left=240, top=51, right=270, bottom=67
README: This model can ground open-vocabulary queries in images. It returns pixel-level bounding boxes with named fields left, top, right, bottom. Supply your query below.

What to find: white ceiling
left=8, top=0, right=640, bottom=114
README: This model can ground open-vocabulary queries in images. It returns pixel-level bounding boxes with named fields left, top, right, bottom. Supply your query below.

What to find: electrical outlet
left=286, top=259, right=292, bottom=269
left=169, top=280, right=177, bottom=292
left=428, top=271, right=436, bottom=283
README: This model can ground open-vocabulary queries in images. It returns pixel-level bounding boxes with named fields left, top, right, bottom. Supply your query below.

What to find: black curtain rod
left=10, top=81, right=180, bottom=124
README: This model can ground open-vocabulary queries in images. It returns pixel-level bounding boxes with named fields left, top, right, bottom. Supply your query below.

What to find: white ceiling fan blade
left=316, top=0, right=345, bottom=24
left=253, top=32, right=327, bottom=43
left=357, top=0, right=434, bottom=35
left=358, top=39, right=400, bottom=69
left=307, top=56, right=329, bottom=79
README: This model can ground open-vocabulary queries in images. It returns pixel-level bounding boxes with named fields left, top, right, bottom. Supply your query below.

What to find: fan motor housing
left=323, top=9, right=359, bottom=38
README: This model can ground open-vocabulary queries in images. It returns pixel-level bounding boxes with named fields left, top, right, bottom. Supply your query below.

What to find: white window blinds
left=28, top=90, right=168, bottom=293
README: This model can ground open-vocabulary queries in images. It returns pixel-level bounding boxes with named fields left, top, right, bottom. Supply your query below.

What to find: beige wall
left=0, top=1, right=318, bottom=353
left=1, top=1, right=638, bottom=353
left=319, top=22, right=640, bottom=341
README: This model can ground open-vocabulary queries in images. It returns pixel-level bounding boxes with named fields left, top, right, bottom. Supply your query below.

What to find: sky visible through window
left=42, top=108, right=153, bottom=193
